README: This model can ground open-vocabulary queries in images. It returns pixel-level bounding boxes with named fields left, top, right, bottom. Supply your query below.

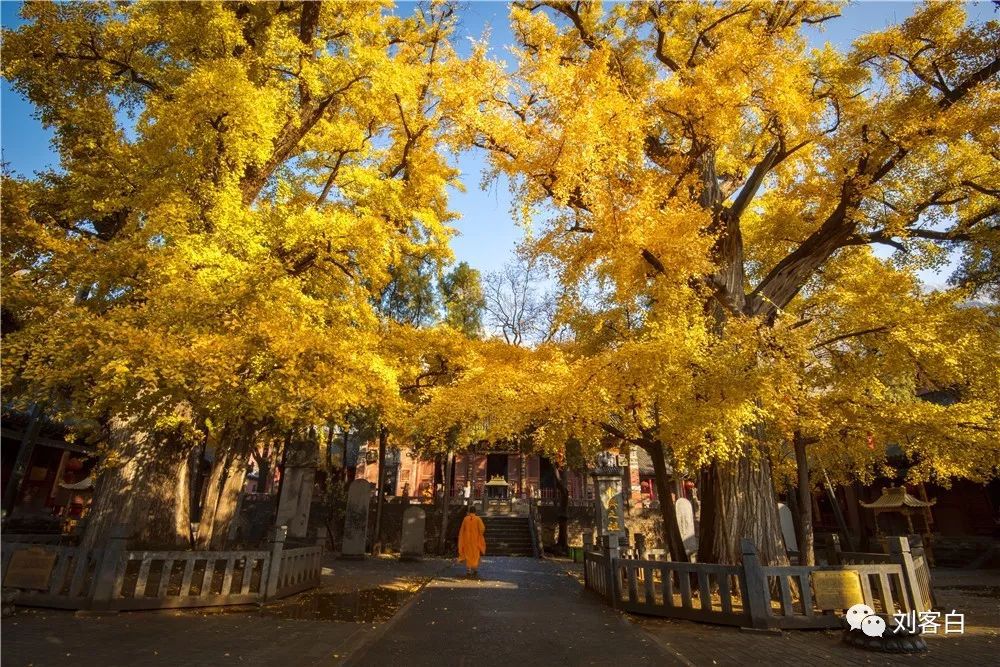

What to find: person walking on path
left=457, top=505, right=486, bottom=577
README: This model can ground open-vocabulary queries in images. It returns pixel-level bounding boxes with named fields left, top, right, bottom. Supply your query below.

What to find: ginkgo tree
left=2, top=1, right=470, bottom=548
left=3, top=0, right=996, bottom=566
left=767, top=248, right=1000, bottom=564
left=455, top=0, right=999, bottom=564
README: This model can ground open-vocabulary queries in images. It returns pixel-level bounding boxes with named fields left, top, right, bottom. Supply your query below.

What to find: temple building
left=353, top=443, right=664, bottom=506
left=1, top=408, right=97, bottom=533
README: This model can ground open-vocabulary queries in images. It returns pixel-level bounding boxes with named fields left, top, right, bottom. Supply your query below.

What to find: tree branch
left=727, top=142, right=781, bottom=221
left=941, top=55, right=1000, bottom=109
left=648, top=5, right=681, bottom=71
left=810, top=325, right=892, bottom=351
left=686, top=5, right=751, bottom=68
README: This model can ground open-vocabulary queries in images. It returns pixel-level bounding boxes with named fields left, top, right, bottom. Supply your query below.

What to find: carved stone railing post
left=887, top=536, right=926, bottom=611
left=740, top=539, right=772, bottom=630
left=603, top=533, right=620, bottom=608
left=90, top=524, right=129, bottom=610
left=263, top=525, right=287, bottom=600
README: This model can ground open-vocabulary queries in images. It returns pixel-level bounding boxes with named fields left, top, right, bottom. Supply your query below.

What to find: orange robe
left=457, top=514, right=486, bottom=568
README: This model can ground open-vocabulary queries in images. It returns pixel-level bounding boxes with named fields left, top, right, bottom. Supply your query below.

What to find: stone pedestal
left=341, top=479, right=372, bottom=559
left=275, top=438, right=319, bottom=539
left=400, top=506, right=426, bottom=561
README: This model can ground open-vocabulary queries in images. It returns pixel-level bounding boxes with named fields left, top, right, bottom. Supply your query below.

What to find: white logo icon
left=846, top=603, right=875, bottom=630
left=862, top=615, right=887, bottom=637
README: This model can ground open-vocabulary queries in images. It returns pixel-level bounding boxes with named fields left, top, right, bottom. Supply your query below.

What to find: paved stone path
left=343, top=556, right=681, bottom=666
left=4, top=557, right=995, bottom=666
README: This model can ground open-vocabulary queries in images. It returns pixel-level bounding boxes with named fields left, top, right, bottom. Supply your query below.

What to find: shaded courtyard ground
left=0, top=555, right=448, bottom=667
left=2, top=555, right=997, bottom=666
left=560, top=561, right=1000, bottom=667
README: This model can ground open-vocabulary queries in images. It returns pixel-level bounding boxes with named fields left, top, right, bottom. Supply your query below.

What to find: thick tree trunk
left=437, top=451, right=454, bottom=555
left=195, top=443, right=250, bottom=550
left=552, top=465, right=570, bottom=552
left=645, top=441, right=689, bottom=562
left=793, top=432, right=815, bottom=566
left=81, top=421, right=196, bottom=551
left=371, top=426, right=388, bottom=555
left=697, top=453, right=787, bottom=566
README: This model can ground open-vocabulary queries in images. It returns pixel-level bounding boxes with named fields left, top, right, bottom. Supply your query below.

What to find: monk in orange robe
left=457, top=505, right=486, bottom=577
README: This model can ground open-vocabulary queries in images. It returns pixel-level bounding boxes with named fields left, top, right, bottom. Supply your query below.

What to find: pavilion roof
left=860, top=486, right=936, bottom=510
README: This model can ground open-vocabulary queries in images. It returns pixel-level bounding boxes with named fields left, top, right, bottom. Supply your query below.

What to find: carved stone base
left=2, top=589, right=15, bottom=618
left=842, top=625, right=928, bottom=653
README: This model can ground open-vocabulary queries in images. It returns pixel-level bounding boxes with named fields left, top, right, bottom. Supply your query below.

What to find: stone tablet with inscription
left=3, top=548, right=57, bottom=590
left=341, top=479, right=372, bottom=558
left=675, top=498, right=697, bottom=557
left=812, top=570, right=864, bottom=610
left=778, top=502, right=798, bottom=552
left=400, top=505, right=426, bottom=561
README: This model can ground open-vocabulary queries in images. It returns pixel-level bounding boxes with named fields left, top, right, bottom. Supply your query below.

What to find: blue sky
left=2, top=1, right=994, bottom=278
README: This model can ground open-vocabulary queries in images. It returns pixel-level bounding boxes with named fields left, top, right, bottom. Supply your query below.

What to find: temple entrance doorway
left=539, top=456, right=557, bottom=499
left=487, top=454, right=508, bottom=481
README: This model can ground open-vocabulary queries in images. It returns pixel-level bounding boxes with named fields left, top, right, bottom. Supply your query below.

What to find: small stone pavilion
left=860, top=486, right=936, bottom=538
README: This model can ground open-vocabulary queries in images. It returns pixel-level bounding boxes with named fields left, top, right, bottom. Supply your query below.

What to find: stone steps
left=482, top=517, right=536, bottom=557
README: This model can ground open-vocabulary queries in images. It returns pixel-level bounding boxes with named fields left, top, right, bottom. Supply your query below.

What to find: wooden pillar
left=844, top=482, right=863, bottom=548
left=372, top=427, right=388, bottom=555
left=917, top=483, right=935, bottom=533
left=519, top=450, right=525, bottom=498
left=3, top=404, right=43, bottom=513
left=49, top=451, right=70, bottom=503
left=469, top=452, right=477, bottom=498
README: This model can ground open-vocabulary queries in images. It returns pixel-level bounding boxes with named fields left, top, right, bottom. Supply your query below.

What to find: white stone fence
left=584, top=534, right=929, bottom=630
left=1, top=525, right=320, bottom=611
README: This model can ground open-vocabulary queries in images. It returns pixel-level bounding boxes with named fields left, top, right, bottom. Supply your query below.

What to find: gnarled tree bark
left=697, top=453, right=787, bottom=566
left=195, top=426, right=251, bottom=550
left=81, top=420, right=198, bottom=551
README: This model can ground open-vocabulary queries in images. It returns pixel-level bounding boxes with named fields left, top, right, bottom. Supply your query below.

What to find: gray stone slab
left=400, top=506, right=426, bottom=561
left=778, top=502, right=798, bottom=552
left=342, top=479, right=372, bottom=558
left=675, top=497, right=697, bottom=557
